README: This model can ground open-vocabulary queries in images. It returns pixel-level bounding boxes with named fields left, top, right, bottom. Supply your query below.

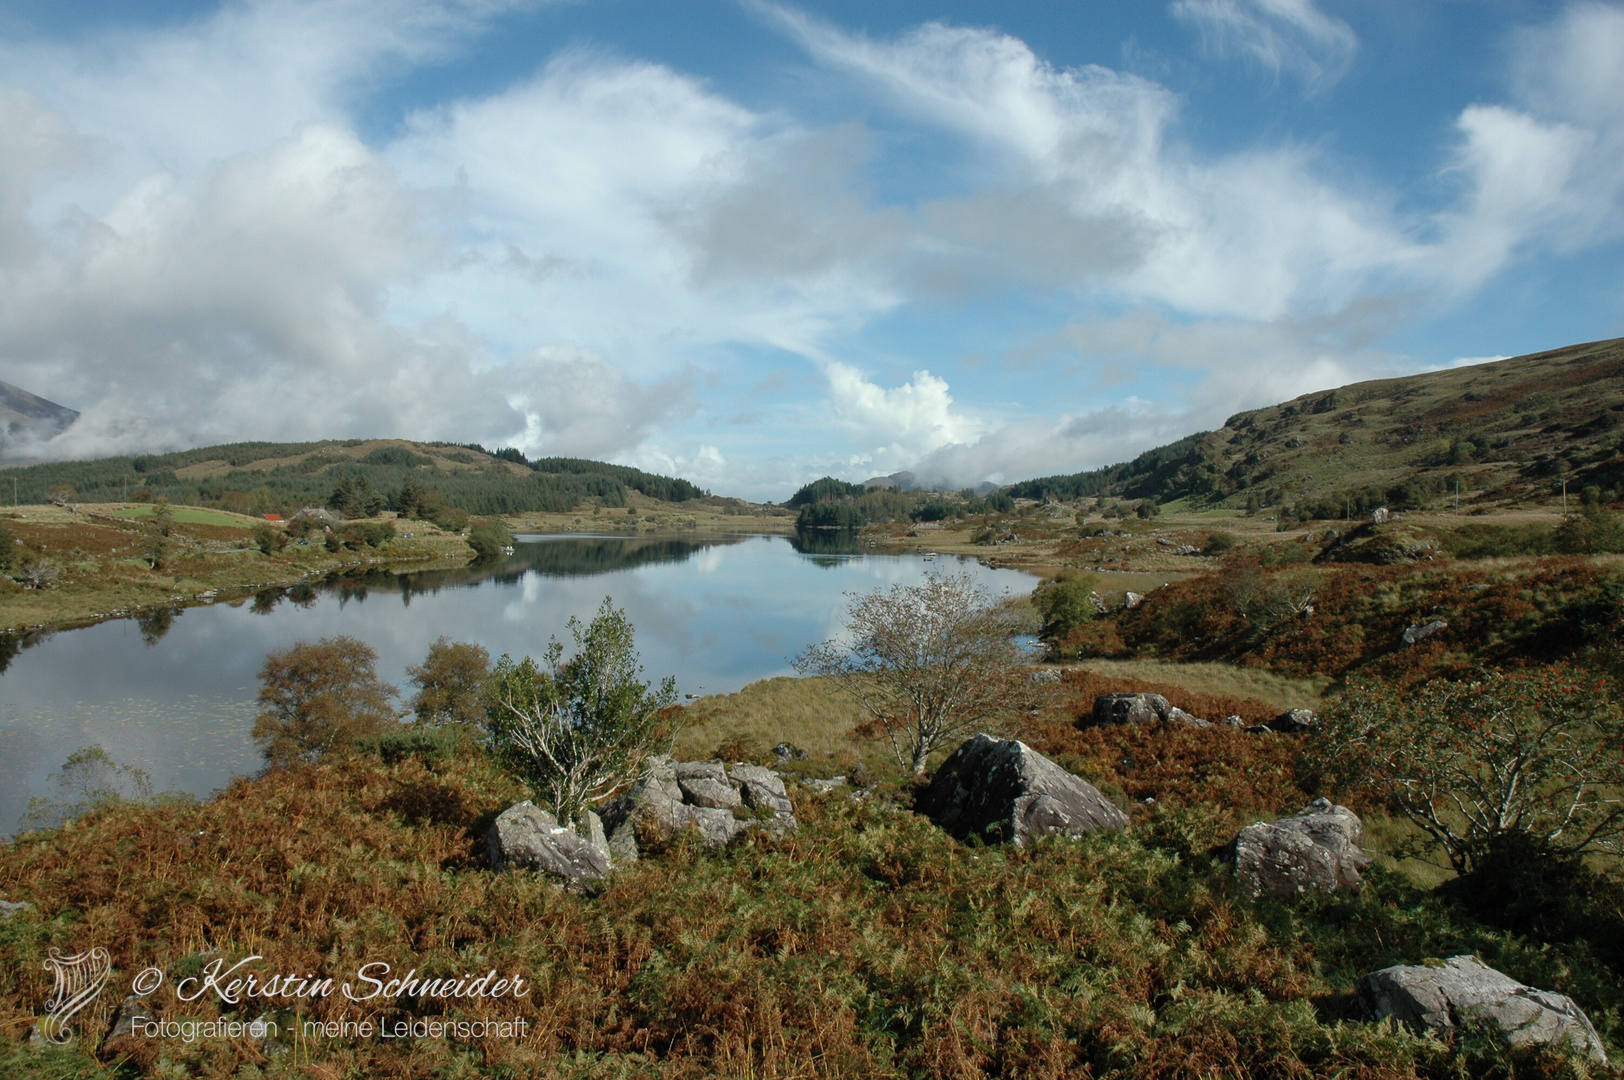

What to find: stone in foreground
left=1358, top=955, right=1607, bottom=1065
left=916, top=734, right=1129, bottom=846
left=599, top=757, right=799, bottom=862
left=488, top=802, right=611, bottom=885
left=1090, top=693, right=1171, bottom=727
left=1232, top=798, right=1370, bottom=899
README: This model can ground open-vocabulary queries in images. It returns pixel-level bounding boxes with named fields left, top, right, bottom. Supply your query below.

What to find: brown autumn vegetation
left=2, top=659, right=1620, bottom=1077
left=1058, top=554, right=1624, bottom=688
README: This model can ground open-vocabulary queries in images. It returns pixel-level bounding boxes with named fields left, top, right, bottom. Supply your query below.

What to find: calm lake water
left=0, top=533, right=1036, bottom=836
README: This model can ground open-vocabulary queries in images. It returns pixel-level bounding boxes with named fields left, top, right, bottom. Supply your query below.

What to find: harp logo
left=38, top=947, right=112, bottom=1044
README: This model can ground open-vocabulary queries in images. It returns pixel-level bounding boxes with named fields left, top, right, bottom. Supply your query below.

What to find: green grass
left=1068, top=659, right=1330, bottom=712
left=110, top=505, right=252, bottom=528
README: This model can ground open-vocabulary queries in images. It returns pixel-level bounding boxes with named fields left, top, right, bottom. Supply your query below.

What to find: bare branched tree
left=796, top=569, right=1027, bottom=775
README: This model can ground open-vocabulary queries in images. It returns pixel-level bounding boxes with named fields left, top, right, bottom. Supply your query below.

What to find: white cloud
left=1171, top=0, right=1357, bottom=91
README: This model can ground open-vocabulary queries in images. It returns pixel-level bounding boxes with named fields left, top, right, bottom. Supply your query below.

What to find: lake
left=0, top=533, right=1037, bottom=836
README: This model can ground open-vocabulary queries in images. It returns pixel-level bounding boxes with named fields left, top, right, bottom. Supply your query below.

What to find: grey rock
left=0, top=898, right=31, bottom=920
left=730, top=764, right=797, bottom=826
left=1026, top=668, right=1062, bottom=684
left=601, top=759, right=799, bottom=855
left=1232, top=797, right=1370, bottom=899
left=916, top=734, right=1129, bottom=847
left=687, top=806, right=747, bottom=847
left=102, top=994, right=148, bottom=1046
left=1272, top=709, right=1317, bottom=733
left=772, top=742, right=808, bottom=761
left=1166, top=705, right=1211, bottom=728
left=1358, top=955, right=1607, bottom=1065
left=1402, top=620, right=1448, bottom=646
left=1222, top=715, right=1245, bottom=728
left=487, top=802, right=610, bottom=885
left=674, top=760, right=729, bottom=783
left=802, top=776, right=848, bottom=794
left=1124, top=591, right=1145, bottom=609
left=679, top=776, right=742, bottom=809
left=1090, top=692, right=1172, bottom=727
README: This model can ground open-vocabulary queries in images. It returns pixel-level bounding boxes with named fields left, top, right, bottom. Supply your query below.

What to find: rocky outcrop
left=487, top=802, right=612, bottom=885
left=599, top=757, right=798, bottom=862
left=1090, top=693, right=1170, bottom=727
left=0, top=897, right=31, bottom=920
left=1272, top=709, right=1316, bottom=733
left=1232, top=798, right=1370, bottom=899
left=1402, top=620, right=1448, bottom=646
left=1089, top=693, right=1210, bottom=728
left=1358, top=956, right=1607, bottom=1065
left=916, top=734, right=1129, bottom=847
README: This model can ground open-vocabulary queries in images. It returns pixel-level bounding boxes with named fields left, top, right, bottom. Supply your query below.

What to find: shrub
left=797, top=570, right=1028, bottom=775
left=1304, top=666, right=1624, bottom=875
left=252, top=636, right=400, bottom=767
left=253, top=522, right=286, bottom=555
left=1203, top=530, right=1237, bottom=554
left=467, top=518, right=512, bottom=559
left=1136, top=499, right=1160, bottom=519
left=1032, top=572, right=1100, bottom=642
left=1555, top=504, right=1624, bottom=555
left=407, top=637, right=492, bottom=728
left=485, top=599, right=676, bottom=827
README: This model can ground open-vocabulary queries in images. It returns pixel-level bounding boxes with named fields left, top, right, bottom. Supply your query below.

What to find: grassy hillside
left=1009, top=336, right=1624, bottom=515
left=0, top=440, right=708, bottom=518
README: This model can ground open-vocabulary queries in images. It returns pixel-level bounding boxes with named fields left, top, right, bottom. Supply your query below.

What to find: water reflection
left=0, top=533, right=1034, bottom=836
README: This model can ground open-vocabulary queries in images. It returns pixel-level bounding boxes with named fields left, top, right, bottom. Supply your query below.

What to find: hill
left=0, top=381, right=78, bottom=455
left=1008, top=336, right=1624, bottom=516
left=0, top=439, right=708, bottom=519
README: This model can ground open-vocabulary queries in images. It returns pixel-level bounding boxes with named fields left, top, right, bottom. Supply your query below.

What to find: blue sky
left=1, top=0, right=1621, bottom=499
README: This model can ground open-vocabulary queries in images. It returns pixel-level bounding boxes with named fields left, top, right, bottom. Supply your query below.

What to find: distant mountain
left=0, top=381, right=78, bottom=454
left=1006, top=336, right=1624, bottom=513
left=862, top=471, right=917, bottom=491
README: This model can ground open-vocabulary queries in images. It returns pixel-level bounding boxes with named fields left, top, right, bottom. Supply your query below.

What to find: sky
left=0, top=0, right=1621, bottom=500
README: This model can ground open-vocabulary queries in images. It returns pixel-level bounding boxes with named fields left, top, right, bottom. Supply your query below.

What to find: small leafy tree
left=408, top=637, right=492, bottom=728
left=253, top=523, right=286, bottom=555
left=1032, top=572, right=1099, bottom=643
left=253, top=636, right=400, bottom=767
left=467, top=518, right=513, bottom=560
left=484, top=599, right=676, bottom=827
left=796, top=569, right=1027, bottom=775
left=1555, top=504, right=1624, bottom=555
left=19, top=745, right=154, bottom=832
left=1306, top=666, right=1624, bottom=875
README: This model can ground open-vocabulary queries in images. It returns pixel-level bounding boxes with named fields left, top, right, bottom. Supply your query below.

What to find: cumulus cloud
left=1171, top=0, right=1357, bottom=91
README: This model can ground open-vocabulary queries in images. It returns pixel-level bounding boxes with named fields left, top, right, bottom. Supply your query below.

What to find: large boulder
left=487, top=802, right=612, bottom=885
left=1089, top=693, right=1210, bottom=728
left=916, top=734, right=1129, bottom=847
left=1090, top=693, right=1170, bottom=727
left=1272, top=709, right=1316, bottom=733
left=599, top=757, right=798, bottom=862
left=1232, top=798, right=1370, bottom=899
left=1358, top=955, right=1607, bottom=1065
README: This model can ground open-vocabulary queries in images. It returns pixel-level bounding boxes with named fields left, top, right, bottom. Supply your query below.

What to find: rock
left=600, top=758, right=799, bottom=859
left=1123, top=591, right=1145, bottom=609
left=1026, top=669, right=1062, bottom=684
left=487, top=802, right=611, bottom=885
left=729, top=764, right=797, bottom=826
left=802, top=776, right=848, bottom=794
left=1232, top=797, right=1370, bottom=899
left=674, top=760, right=729, bottom=783
left=916, top=734, right=1129, bottom=847
left=1166, top=705, right=1211, bottom=728
left=1222, top=715, right=1245, bottom=728
left=1090, top=692, right=1172, bottom=727
left=1402, top=620, right=1448, bottom=646
left=1272, top=708, right=1316, bottom=733
left=1373, top=506, right=1390, bottom=524
left=1244, top=723, right=1275, bottom=734
left=102, top=994, right=147, bottom=1047
left=686, top=806, right=747, bottom=847
left=678, top=776, right=741, bottom=809
left=0, top=898, right=31, bottom=920
left=1357, top=956, right=1607, bottom=1065
left=772, top=742, right=808, bottom=762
